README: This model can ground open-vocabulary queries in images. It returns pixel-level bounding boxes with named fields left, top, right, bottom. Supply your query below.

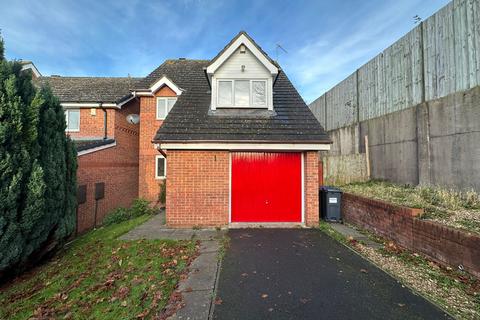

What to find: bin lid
left=320, top=186, right=343, bottom=193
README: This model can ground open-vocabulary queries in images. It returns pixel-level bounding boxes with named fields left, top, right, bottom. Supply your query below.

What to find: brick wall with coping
left=138, top=86, right=176, bottom=204
left=342, top=193, right=480, bottom=278
left=76, top=99, right=140, bottom=233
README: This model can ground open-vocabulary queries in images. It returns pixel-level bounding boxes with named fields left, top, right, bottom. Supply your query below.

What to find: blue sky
left=1, top=0, right=449, bottom=102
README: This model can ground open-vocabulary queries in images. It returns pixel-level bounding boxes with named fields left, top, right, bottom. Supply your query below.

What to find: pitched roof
left=207, top=31, right=279, bottom=72
left=36, top=76, right=140, bottom=104
left=74, top=139, right=116, bottom=152
left=135, top=59, right=210, bottom=90
left=153, top=60, right=330, bottom=143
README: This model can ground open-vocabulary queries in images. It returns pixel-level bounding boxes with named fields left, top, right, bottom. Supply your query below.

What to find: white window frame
left=216, top=79, right=267, bottom=108
left=156, top=97, right=177, bottom=120
left=65, top=109, right=80, bottom=132
left=155, top=155, right=166, bottom=179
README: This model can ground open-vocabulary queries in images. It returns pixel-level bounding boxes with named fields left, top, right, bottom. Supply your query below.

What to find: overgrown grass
left=338, top=180, right=480, bottom=234
left=0, top=215, right=198, bottom=320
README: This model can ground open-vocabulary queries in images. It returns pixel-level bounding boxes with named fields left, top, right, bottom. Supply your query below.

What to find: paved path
left=119, top=214, right=225, bottom=320
left=213, top=229, right=451, bottom=320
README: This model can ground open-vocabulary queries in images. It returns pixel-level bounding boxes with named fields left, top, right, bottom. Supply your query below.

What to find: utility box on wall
left=77, top=185, right=87, bottom=205
left=95, top=182, right=105, bottom=200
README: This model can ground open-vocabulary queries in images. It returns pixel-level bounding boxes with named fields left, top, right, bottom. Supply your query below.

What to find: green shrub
left=130, top=198, right=156, bottom=217
left=0, top=35, right=77, bottom=274
left=102, top=199, right=156, bottom=226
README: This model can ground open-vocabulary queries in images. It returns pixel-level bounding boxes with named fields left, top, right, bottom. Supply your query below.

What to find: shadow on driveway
left=213, top=229, right=450, bottom=320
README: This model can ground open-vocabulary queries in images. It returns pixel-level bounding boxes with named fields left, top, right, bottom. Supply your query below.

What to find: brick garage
left=342, top=193, right=480, bottom=278
left=76, top=101, right=139, bottom=233
left=166, top=151, right=230, bottom=227
left=165, top=150, right=320, bottom=228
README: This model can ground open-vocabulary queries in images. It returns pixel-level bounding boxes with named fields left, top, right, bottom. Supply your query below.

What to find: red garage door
left=231, top=152, right=302, bottom=222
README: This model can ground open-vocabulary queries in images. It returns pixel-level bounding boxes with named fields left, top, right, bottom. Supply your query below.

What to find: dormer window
left=217, top=79, right=267, bottom=108
left=207, top=33, right=278, bottom=111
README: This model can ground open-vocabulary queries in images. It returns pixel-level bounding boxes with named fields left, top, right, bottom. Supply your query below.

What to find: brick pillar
left=305, top=151, right=320, bottom=226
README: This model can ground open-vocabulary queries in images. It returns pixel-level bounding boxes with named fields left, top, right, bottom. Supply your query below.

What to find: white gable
left=208, top=33, right=277, bottom=111
left=215, top=46, right=272, bottom=79
left=206, top=33, right=278, bottom=75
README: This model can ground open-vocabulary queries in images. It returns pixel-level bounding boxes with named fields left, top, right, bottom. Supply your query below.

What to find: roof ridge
left=40, top=76, right=142, bottom=80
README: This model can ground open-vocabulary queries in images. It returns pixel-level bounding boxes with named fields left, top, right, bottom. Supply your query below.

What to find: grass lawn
left=338, top=180, right=480, bottom=234
left=0, top=215, right=198, bottom=320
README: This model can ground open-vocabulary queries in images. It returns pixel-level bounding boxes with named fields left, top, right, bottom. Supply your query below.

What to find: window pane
left=218, top=81, right=232, bottom=106
left=167, top=98, right=176, bottom=113
left=157, top=157, right=165, bottom=178
left=234, top=80, right=249, bottom=106
left=68, top=110, right=80, bottom=130
left=252, top=81, right=266, bottom=106
left=156, top=99, right=167, bottom=119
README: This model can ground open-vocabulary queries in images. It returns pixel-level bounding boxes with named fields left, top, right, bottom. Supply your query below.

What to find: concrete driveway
left=213, top=229, right=450, bottom=320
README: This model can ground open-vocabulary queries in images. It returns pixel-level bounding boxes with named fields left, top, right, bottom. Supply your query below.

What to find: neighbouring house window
left=155, top=155, right=166, bottom=179
left=217, top=79, right=267, bottom=107
left=156, top=97, right=177, bottom=120
left=65, top=109, right=80, bottom=132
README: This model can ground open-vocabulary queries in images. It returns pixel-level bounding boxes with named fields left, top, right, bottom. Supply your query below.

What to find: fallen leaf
left=121, top=301, right=128, bottom=307
left=360, top=269, right=368, bottom=274
left=300, top=298, right=310, bottom=304
left=261, top=294, right=268, bottom=298
left=214, top=297, right=223, bottom=305
left=398, top=303, right=405, bottom=307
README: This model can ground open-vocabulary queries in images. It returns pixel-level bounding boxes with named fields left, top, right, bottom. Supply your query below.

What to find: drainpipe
left=102, top=106, right=108, bottom=140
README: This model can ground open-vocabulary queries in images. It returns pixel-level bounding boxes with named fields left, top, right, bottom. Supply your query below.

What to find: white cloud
left=283, top=0, right=426, bottom=103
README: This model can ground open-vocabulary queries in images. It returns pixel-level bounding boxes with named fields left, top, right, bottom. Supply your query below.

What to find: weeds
left=338, top=180, right=480, bottom=234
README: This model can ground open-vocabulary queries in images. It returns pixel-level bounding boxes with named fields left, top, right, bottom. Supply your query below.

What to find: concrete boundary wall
left=310, top=0, right=480, bottom=131
left=321, top=86, right=480, bottom=191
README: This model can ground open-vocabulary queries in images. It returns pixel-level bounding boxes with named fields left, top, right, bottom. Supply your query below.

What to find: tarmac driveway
left=213, top=229, right=450, bottom=320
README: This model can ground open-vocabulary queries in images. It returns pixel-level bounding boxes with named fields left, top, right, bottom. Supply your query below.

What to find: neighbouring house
left=37, top=31, right=331, bottom=230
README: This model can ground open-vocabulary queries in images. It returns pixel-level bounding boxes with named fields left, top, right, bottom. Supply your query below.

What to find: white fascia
left=134, top=76, right=183, bottom=97
left=206, top=34, right=278, bottom=75
left=61, top=102, right=119, bottom=108
left=156, top=142, right=331, bottom=151
left=77, top=141, right=117, bottom=156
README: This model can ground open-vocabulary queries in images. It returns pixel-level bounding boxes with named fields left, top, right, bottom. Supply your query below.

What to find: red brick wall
left=166, top=150, right=230, bottom=227
left=67, top=108, right=115, bottom=139
left=165, top=150, right=320, bottom=228
left=305, top=151, right=320, bottom=226
left=76, top=100, right=139, bottom=233
left=138, top=86, right=176, bottom=204
left=342, top=193, right=480, bottom=278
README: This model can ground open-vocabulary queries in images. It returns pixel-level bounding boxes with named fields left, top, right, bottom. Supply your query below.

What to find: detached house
left=38, top=31, right=330, bottom=231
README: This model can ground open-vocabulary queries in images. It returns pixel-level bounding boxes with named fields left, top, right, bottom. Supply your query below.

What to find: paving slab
left=169, top=290, right=212, bottom=320
left=329, top=223, right=383, bottom=249
left=178, top=252, right=218, bottom=292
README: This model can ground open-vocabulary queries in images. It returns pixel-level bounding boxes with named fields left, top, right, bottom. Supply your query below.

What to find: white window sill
left=216, top=105, right=268, bottom=109
left=155, top=176, right=166, bottom=180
